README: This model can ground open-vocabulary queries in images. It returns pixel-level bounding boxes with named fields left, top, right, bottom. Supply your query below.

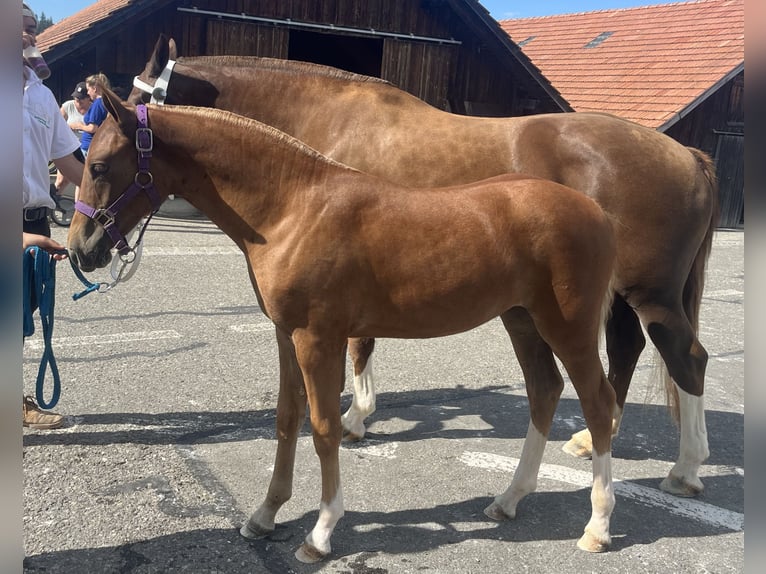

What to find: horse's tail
left=663, top=147, right=720, bottom=422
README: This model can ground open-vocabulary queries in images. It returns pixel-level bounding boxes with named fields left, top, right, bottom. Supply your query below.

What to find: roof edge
left=452, top=0, right=573, bottom=112
left=658, top=62, right=744, bottom=132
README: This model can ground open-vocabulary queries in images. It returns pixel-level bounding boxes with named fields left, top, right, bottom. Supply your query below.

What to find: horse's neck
left=195, top=63, right=426, bottom=133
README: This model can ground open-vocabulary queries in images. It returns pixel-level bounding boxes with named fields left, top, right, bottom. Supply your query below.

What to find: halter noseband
left=133, top=59, right=176, bottom=104
left=74, top=104, right=163, bottom=257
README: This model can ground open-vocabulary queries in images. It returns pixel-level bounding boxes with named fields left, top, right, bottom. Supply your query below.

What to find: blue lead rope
left=23, top=246, right=64, bottom=409
left=66, top=256, right=103, bottom=300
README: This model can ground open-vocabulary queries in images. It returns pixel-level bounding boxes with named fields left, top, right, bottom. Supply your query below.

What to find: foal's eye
left=90, top=163, right=109, bottom=176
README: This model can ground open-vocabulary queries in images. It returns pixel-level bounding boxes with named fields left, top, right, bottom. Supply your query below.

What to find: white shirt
left=23, top=66, right=80, bottom=209
left=61, top=99, right=86, bottom=139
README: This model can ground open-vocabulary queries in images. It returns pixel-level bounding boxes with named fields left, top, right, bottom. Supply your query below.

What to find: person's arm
left=76, top=122, right=98, bottom=134
left=52, top=153, right=84, bottom=193
left=54, top=170, right=69, bottom=193
left=59, top=103, right=68, bottom=121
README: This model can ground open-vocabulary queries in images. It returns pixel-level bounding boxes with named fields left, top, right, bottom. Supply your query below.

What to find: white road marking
left=229, top=323, right=274, bottom=333
left=704, top=289, right=743, bottom=298
left=23, top=329, right=181, bottom=351
left=141, top=246, right=240, bottom=256
left=347, top=441, right=399, bottom=459
left=458, top=451, right=743, bottom=532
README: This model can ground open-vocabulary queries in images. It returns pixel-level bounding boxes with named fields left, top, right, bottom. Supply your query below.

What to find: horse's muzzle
left=68, top=241, right=113, bottom=272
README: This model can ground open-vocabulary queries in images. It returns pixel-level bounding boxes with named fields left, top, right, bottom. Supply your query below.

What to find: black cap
left=71, top=82, right=88, bottom=99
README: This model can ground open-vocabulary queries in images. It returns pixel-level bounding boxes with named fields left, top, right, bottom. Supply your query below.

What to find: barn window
left=288, top=29, right=383, bottom=77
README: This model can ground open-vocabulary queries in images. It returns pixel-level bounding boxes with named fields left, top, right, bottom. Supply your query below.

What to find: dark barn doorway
left=288, top=29, right=383, bottom=76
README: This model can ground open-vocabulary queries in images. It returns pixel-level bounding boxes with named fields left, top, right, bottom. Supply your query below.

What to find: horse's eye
left=90, top=163, right=109, bottom=175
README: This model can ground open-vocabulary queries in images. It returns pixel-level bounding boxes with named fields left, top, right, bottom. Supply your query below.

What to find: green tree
left=36, top=12, right=54, bottom=33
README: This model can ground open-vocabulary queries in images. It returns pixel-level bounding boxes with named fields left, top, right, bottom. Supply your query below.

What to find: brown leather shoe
left=23, top=395, right=64, bottom=430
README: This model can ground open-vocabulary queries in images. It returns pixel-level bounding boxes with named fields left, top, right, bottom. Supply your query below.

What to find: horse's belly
left=350, top=274, right=524, bottom=339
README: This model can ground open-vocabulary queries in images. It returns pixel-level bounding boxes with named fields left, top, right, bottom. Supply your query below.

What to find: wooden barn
left=500, top=0, right=745, bottom=228
left=36, top=0, right=569, bottom=119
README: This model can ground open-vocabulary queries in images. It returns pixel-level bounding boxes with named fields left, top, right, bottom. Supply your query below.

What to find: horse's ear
left=102, top=87, right=135, bottom=129
left=150, top=33, right=170, bottom=76
left=168, top=37, right=178, bottom=60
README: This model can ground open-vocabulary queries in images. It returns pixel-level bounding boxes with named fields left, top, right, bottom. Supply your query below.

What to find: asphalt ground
left=22, top=217, right=744, bottom=573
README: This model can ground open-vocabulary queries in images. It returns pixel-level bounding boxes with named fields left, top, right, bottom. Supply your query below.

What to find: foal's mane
left=156, top=105, right=349, bottom=169
left=177, top=55, right=390, bottom=85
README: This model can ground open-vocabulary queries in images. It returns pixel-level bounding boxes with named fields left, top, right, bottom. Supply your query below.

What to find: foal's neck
left=153, top=106, right=348, bottom=236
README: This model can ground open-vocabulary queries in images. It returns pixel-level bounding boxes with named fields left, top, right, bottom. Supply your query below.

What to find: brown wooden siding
left=381, top=40, right=454, bottom=108
left=205, top=21, right=288, bottom=58
left=42, top=0, right=561, bottom=118
left=665, top=71, right=744, bottom=228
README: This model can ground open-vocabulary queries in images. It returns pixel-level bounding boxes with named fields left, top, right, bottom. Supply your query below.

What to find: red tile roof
left=499, top=0, right=744, bottom=129
left=37, top=0, right=138, bottom=51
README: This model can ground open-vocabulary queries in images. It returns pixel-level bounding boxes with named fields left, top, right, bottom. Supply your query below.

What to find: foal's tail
left=663, top=147, right=720, bottom=421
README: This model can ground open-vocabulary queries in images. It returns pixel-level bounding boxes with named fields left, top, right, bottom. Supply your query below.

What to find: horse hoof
left=562, top=429, right=593, bottom=459
left=342, top=428, right=365, bottom=442
left=295, top=542, right=328, bottom=563
left=577, top=531, right=610, bottom=553
left=484, top=502, right=514, bottom=521
left=240, top=519, right=274, bottom=540
left=341, top=418, right=366, bottom=442
left=660, top=473, right=704, bottom=497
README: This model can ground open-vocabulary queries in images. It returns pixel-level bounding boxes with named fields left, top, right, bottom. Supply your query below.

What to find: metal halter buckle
left=135, top=127, right=153, bottom=153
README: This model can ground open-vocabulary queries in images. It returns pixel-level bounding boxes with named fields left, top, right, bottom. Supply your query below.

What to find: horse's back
left=508, top=112, right=715, bottom=294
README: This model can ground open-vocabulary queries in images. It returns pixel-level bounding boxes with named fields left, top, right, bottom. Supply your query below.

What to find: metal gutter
left=657, top=62, right=744, bottom=132
left=176, top=7, right=462, bottom=45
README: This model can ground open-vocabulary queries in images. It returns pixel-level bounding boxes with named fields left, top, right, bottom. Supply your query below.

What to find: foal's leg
left=563, top=356, right=616, bottom=553
left=532, top=295, right=616, bottom=552
left=241, top=329, right=307, bottom=539
left=341, top=337, right=376, bottom=441
left=637, top=303, right=709, bottom=496
left=485, top=309, right=565, bottom=521
left=563, top=295, right=645, bottom=458
left=292, top=331, right=347, bottom=564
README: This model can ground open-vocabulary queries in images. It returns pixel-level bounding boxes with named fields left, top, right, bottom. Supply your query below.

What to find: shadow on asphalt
left=22, top=385, right=743, bottom=573
left=22, top=386, right=744, bottom=471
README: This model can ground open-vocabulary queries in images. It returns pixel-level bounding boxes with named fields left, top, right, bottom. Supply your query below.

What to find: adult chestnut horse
left=129, top=35, right=718, bottom=497
left=68, top=92, right=618, bottom=562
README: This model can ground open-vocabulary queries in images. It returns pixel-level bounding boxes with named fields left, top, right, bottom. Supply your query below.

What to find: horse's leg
left=485, top=308, right=565, bottom=521
left=341, top=337, right=376, bottom=441
left=661, top=386, right=708, bottom=496
left=532, top=281, right=616, bottom=552
left=567, top=359, right=616, bottom=553
left=637, top=303, right=709, bottom=496
left=241, top=329, right=307, bottom=539
left=563, top=295, right=645, bottom=458
left=292, top=330, right=346, bottom=564
left=556, top=344, right=616, bottom=552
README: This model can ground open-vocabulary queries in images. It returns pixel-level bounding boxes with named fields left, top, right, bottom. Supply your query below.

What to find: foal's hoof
left=240, top=519, right=274, bottom=540
left=577, top=530, right=610, bottom=553
left=484, top=501, right=514, bottom=521
left=295, top=542, right=328, bottom=564
left=660, top=472, right=704, bottom=497
left=562, top=429, right=593, bottom=459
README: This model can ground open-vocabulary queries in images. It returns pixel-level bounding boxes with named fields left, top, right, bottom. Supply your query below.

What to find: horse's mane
left=176, top=55, right=390, bottom=85
left=158, top=104, right=350, bottom=170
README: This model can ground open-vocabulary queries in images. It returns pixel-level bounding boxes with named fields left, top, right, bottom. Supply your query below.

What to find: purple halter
left=75, top=105, right=163, bottom=257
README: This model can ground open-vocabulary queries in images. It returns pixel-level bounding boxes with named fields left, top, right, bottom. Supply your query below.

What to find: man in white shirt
left=54, top=82, right=91, bottom=193
left=23, top=3, right=84, bottom=429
